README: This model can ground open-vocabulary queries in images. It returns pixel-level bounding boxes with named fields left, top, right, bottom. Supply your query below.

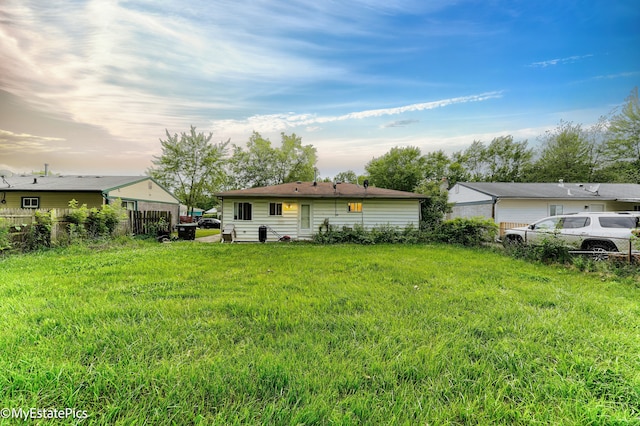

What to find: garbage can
left=259, top=225, right=267, bottom=243
left=177, top=223, right=197, bottom=240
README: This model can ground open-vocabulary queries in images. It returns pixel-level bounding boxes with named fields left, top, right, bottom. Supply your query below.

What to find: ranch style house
left=0, top=174, right=180, bottom=227
left=216, top=181, right=427, bottom=242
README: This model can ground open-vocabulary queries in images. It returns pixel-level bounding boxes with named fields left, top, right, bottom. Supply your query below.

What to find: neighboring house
left=0, top=174, right=180, bottom=226
left=448, top=182, right=640, bottom=232
left=179, top=206, right=205, bottom=221
left=216, top=181, right=426, bottom=242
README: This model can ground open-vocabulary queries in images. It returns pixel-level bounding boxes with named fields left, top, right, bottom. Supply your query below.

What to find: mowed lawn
left=0, top=241, right=638, bottom=425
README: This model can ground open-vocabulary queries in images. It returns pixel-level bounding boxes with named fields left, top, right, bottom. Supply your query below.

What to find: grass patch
left=195, top=229, right=220, bottom=238
left=1, top=241, right=638, bottom=424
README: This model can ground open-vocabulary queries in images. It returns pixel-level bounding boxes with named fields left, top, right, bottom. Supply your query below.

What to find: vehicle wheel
left=585, top=241, right=616, bottom=261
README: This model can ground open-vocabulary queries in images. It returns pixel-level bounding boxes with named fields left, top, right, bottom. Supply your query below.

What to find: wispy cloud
left=383, top=119, right=420, bottom=128
left=210, top=92, right=503, bottom=134
left=0, top=129, right=67, bottom=154
left=590, top=71, right=640, bottom=80
left=529, top=54, right=593, bottom=68
left=0, top=1, right=367, bottom=142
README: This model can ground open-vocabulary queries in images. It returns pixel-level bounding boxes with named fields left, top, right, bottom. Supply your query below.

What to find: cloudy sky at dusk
left=1, top=1, right=638, bottom=178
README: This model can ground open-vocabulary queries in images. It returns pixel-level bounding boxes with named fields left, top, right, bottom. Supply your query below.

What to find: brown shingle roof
left=217, top=182, right=426, bottom=199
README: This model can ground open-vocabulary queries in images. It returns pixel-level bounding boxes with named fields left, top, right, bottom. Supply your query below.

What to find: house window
left=348, top=202, right=362, bottom=213
left=269, top=202, right=283, bottom=216
left=121, top=200, right=136, bottom=211
left=634, top=205, right=640, bottom=212
left=234, top=202, right=252, bottom=220
left=549, top=205, right=563, bottom=216
left=22, top=197, right=39, bottom=209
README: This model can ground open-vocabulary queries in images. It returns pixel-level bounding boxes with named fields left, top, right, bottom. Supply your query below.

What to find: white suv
left=503, top=212, right=640, bottom=253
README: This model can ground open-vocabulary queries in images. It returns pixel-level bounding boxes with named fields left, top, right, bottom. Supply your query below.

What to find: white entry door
left=299, top=204, right=312, bottom=238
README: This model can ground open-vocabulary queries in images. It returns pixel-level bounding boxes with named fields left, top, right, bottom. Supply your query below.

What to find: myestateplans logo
left=1, top=407, right=89, bottom=421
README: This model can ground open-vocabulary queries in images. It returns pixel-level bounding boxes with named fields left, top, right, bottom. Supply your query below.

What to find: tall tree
left=227, top=132, right=278, bottom=189
left=604, top=87, right=640, bottom=182
left=228, top=132, right=317, bottom=189
left=148, top=126, right=229, bottom=214
left=365, top=146, right=424, bottom=192
left=274, top=133, right=317, bottom=184
left=485, top=136, right=533, bottom=182
left=453, top=140, right=487, bottom=181
left=422, top=150, right=451, bottom=181
left=526, top=121, right=596, bottom=182
left=414, top=179, right=452, bottom=229
left=334, top=170, right=359, bottom=184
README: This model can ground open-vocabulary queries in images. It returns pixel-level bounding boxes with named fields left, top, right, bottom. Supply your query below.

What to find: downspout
left=218, top=196, right=223, bottom=228
left=492, top=197, right=499, bottom=223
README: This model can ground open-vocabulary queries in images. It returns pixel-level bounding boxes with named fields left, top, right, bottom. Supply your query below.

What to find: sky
left=1, top=0, right=639, bottom=179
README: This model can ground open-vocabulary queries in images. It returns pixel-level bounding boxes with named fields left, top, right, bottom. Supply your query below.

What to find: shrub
left=23, top=210, right=53, bottom=251
left=0, top=218, right=10, bottom=252
left=313, top=222, right=424, bottom=244
left=65, top=199, right=89, bottom=225
left=505, top=236, right=572, bottom=264
left=65, top=199, right=127, bottom=240
left=430, top=217, right=498, bottom=246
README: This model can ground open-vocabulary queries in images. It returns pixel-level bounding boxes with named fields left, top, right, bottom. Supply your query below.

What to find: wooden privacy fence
left=0, top=208, right=73, bottom=226
left=499, top=222, right=529, bottom=237
left=0, top=208, right=172, bottom=239
left=128, top=210, right=172, bottom=235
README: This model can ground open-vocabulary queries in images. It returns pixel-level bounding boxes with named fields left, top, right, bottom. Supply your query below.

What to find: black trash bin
left=259, top=225, right=267, bottom=243
left=177, top=223, right=197, bottom=240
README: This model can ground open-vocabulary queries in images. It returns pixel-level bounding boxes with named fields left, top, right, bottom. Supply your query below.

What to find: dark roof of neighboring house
left=2, top=175, right=158, bottom=193
left=217, top=182, right=426, bottom=199
left=456, top=182, right=640, bottom=201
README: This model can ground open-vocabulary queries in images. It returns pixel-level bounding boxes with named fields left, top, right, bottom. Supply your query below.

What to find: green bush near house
left=429, top=217, right=499, bottom=246
left=0, top=218, right=10, bottom=252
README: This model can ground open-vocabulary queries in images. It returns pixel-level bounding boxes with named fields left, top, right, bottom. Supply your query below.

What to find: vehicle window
left=598, top=217, right=638, bottom=228
left=534, top=218, right=560, bottom=230
left=561, top=217, right=590, bottom=229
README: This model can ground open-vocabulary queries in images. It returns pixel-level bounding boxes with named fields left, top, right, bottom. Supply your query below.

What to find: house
left=0, top=174, right=180, bottom=226
left=216, top=181, right=426, bottom=242
left=448, top=182, right=640, bottom=233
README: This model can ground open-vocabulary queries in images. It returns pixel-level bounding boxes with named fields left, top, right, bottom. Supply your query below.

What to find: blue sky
left=1, top=0, right=638, bottom=178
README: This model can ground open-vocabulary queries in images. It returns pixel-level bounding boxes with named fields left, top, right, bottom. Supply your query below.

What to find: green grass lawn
left=195, top=228, right=220, bottom=238
left=0, top=241, right=638, bottom=424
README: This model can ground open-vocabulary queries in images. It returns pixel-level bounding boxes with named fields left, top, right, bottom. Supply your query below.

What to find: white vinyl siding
left=223, top=199, right=299, bottom=242
left=311, top=199, right=419, bottom=232
left=495, top=199, right=631, bottom=228
left=106, top=178, right=178, bottom=204
left=221, top=198, right=421, bottom=242
left=448, top=184, right=493, bottom=204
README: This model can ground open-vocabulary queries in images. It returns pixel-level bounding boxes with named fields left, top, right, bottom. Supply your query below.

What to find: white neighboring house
left=448, top=182, right=640, bottom=234
left=216, top=181, right=426, bottom=242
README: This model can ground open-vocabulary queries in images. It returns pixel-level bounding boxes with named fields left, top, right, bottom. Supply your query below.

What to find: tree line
left=149, top=88, right=639, bottom=213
